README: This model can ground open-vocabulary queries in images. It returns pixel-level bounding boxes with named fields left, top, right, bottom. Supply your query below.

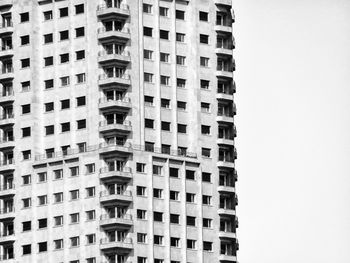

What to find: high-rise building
left=0, top=0, right=237, bottom=262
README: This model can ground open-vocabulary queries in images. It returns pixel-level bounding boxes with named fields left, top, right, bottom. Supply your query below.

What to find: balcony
left=0, top=255, right=15, bottom=262
left=0, top=23, right=13, bottom=36
left=99, top=141, right=133, bottom=155
left=217, top=155, right=236, bottom=169
left=97, top=4, right=130, bottom=18
left=0, top=137, right=14, bottom=150
left=0, top=208, right=15, bottom=220
left=217, top=133, right=234, bottom=146
left=216, top=64, right=234, bottom=79
left=215, top=0, right=232, bottom=6
left=98, top=120, right=132, bottom=133
left=0, top=68, right=14, bottom=81
left=218, top=185, right=235, bottom=195
left=215, top=22, right=233, bottom=34
left=98, top=73, right=131, bottom=87
left=0, top=184, right=15, bottom=197
left=100, top=214, right=133, bottom=227
left=100, top=190, right=132, bottom=204
left=218, top=208, right=236, bottom=217
left=0, top=160, right=14, bottom=172
left=98, top=97, right=132, bottom=111
left=215, top=42, right=234, bottom=57
left=100, top=237, right=133, bottom=251
left=99, top=166, right=132, bottom=180
left=216, top=107, right=235, bottom=123
left=0, top=1, right=13, bottom=7
left=0, top=91, right=14, bottom=104
left=219, top=231, right=237, bottom=240
left=97, top=27, right=130, bottom=41
left=0, top=46, right=13, bottom=59
left=98, top=50, right=131, bottom=64
left=0, top=233, right=15, bottom=244
left=218, top=254, right=237, bottom=262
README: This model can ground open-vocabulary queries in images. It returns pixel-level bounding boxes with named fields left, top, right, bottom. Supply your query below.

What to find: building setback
left=0, top=0, right=237, bottom=262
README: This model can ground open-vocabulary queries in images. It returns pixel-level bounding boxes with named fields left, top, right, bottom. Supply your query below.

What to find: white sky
left=235, top=0, right=350, bottom=262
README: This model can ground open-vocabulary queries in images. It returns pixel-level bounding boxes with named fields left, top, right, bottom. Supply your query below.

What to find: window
left=60, top=76, right=70, bottom=86
left=76, top=96, right=86, bottom=106
left=54, top=192, right=63, bottom=203
left=203, top=218, right=212, bottom=228
left=77, top=142, right=86, bottom=153
left=46, top=148, right=54, bottom=158
left=144, top=72, right=153, bottom=83
left=161, top=121, right=170, bottom=131
left=144, top=49, right=153, bottom=60
left=176, top=33, right=185, bottom=42
left=54, top=239, right=63, bottom=250
left=176, top=55, right=186, bottom=65
left=44, top=33, right=53, bottom=44
left=60, top=53, right=69, bottom=63
left=70, top=166, right=79, bottom=177
left=86, top=234, right=95, bottom=245
left=186, top=170, right=195, bottom=180
left=153, top=165, right=162, bottom=176
left=60, top=30, right=69, bottom=41
left=170, top=214, right=179, bottom=224
left=86, top=163, right=95, bottom=174
left=70, top=190, right=79, bottom=200
left=43, top=10, right=53, bottom=21
left=22, top=127, right=31, bottom=137
left=76, top=73, right=86, bottom=83
left=38, top=172, right=47, bottom=182
left=38, top=242, right=47, bottom=252
left=70, top=236, right=80, bottom=247
left=154, top=235, right=163, bottom=245
left=143, top=3, right=152, bottom=13
left=22, top=221, right=31, bottom=231
left=177, top=101, right=186, bottom=111
left=154, top=212, right=163, bottom=222
left=186, top=193, right=195, bottom=203
left=170, top=237, right=180, bottom=248
left=21, top=58, right=30, bottom=68
left=203, top=195, right=212, bottom=205
left=200, top=34, right=209, bottom=44
left=137, top=209, right=146, bottom=220
left=22, top=104, right=31, bottom=114
left=187, top=239, right=196, bottom=249
left=38, top=218, right=47, bottom=229
left=160, top=30, right=169, bottom=40
left=200, top=57, right=209, bottom=67
left=75, top=27, right=85, bottom=37
left=38, top=195, right=47, bottom=205
left=187, top=216, right=196, bottom=226
left=201, top=79, right=210, bottom=89
left=52, top=169, right=62, bottom=180
left=199, top=11, right=209, bottom=21
left=23, top=198, right=31, bottom=208
left=160, top=52, right=169, bottom=62
left=160, top=98, right=170, bottom=109
left=144, top=95, right=154, bottom=106
left=160, top=75, right=170, bottom=86
left=159, top=7, right=169, bottom=17
left=70, top=213, right=79, bottom=223
left=203, top=241, right=213, bottom=251
left=144, top=118, right=154, bottom=129
left=170, top=191, right=179, bottom=201
left=143, top=27, right=153, bottom=37
left=176, top=10, right=185, bottom=20
left=138, top=257, right=147, bottom=263
left=77, top=119, right=86, bottom=129
left=44, top=79, right=54, bottom=89
left=136, top=163, right=146, bottom=173
left=177, top=78, right=186, bottom=88
left=22, top=81, right=31, bottom=92
left=86, top=210, right=95, bottom=220
left=145, top=141, right=154, bottom=152
left=202, top=148, right=211, bottom=158
left=60, top=7, right=69, bottom=17
left=61, top=122, right=70, bottom=132
left=169, top=167, right=179, bottom=178
left=60, top=99, right=70, bottom=109
left=75, top=4, right=84, bottom=14
left=161, top=144, right=170, bottom=154
left=21, top=35, right=30, bottom=45
left=154, top=260, right=163, bottom=263
left=137, top=233, right=147, bottom=243
left=76, top=50, right=85, bottom=60
left=201, top=102, right=210, bottom=113
left=177, top=124, right=186, bottom=134
left=20, top=12, right=29, bottom=23
left=137, top=186, right=146, bottom=196
left=45, top=125, right=54, bottom=135
left=201, top=125, right=211, bottom=135
left=22, top=174, right=31, bottom=185
left=153, top=188, right=163, bottom=199
left=86, top=258, right=96, bottom=263
left=54, top=215, right=63, bottom=226
left=86, top=187, right=95, bottom=197
left=22, top=244, right=31, bottom=255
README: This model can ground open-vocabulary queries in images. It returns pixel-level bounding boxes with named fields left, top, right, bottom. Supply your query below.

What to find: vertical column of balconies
left=214, top=1, right=239, bottom=262
left=96, top=1, right=133, bottom=263
left=0, top=3, right=15, bottom=261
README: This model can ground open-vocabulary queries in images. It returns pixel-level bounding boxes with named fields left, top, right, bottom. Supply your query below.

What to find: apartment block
left=0, top=0, right=237, bottom=262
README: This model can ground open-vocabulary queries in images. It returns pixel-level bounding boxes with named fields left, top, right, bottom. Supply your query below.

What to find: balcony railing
left=217, top=64, right=234, bottom=72
left=99, top=119, right=131, bottom=127
left=216, top=42, right=234, bottom=49
left=0, top=184, right=14, bottom=191
left=100, top=237, right=132, bottom=245
left=100, top=140, right=132, bottom=149
left=99, top=73, right=130, bottom=81
left=0, top=159, right=14, bottom=166
left=97, top=27, right=130, bottom=35
left=0, top=137, right=14, bottom=143
left=99, top=97, right=131, bottom=104
left=97, top=3, right=129, bottom=11
left=1, top=67, right=13, bottom=74
left=100, top=190, right=132, bottom=198
left=0, top=22, right=13, bottom=29
left=100, top=166, right=131, bottom=174
left=0, top=207, right=14, bottom=214
left=0, top=90, right=14, bottom=97
left=98, top=49, right=130, bottom=57
left=0, top=45, right=12, bottom=51
left=100, top=213, right=132, bottom=221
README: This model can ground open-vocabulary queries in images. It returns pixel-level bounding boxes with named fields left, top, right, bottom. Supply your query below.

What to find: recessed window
left=70, top=166, right=79, bottom=177
left=199, top=11, right=209, bottom=21
left=70, top=213, right=80, bottom=223
left=70, top=190, right=79, bottom=200
left=60, top=30, right=69, bottom=41
left=176, top=55, right=186, bottom=65
left=200, top=34, right=209, bottom=44
left=22, top=127, right=31, bottom=137
left=153, top=165, right=162, bottom=176
left=177, top=78, right=186, bottom=88
left=137, top=233, right=147, bottom=243
left=54, top=239, right=63, bottom=250
left=61, top=122, right=70, bottom=132
left=202, top=148, right=211, bottom=158
left=86, top=234, right=95, bottom=245
left=154, top=235, right=164, bottom=245
left=170, top=237, right=180, bottom=247
left=160, top=52, right=169, bottom=63
left=22, top=221, right=31, bottom=231
left=38, top=242, right=47, bottom=252
left=145, top=141, right=154, bottom=152
left=86, top=210, right=96, bottom=220
left=177, top=124, right=187, bottom=134
left=45, top=125, right=54, bottom=135
left=160, top=75, right=170, bottom=86
left=186, top=193, right=195, bottom=203
left=177, top=101, right=187, bottom=111
left=170, top=214, right=179, bottom=224
left=143, top=3, right=152, bottom=13
left=44, top=79, right=54, bottom=89
left=170, top=190, right=179, bottom=201
left=38, top=195, right=48, bottom=205
left=137, top=209, right=146, bottom=220
left=201, top=102, right=211, bottom=113
left=54, top=216, right=63, bottom=226
left=75, top=27, right=85, bottom=37
left=201, top=79, right=210, bottom=89
left=22, top=150, right=31, bottom=160
left=76, top=50, right=85, bottom=60
left=60, top=76, right=70, bottom=87
left=75, top=4, right=84, bottom=14
left=138, top=257, right=147, bottom=263
left=21, top=35, right=30, bottom=45
left=22, top=104, right=30, bottom=114
left=187, top=216, right=196, bottom=226
left=176, top=33, right=185, bottom=42
left=154, top=212, right=163, bottom=222
left=60, top=53, right=69, bottom=63
left=144, top=49, right=153, bottom=60
left=160, top=30, right=169, bottom=40
left=153, top=188, right=163, bottom=199
left=200, top=57, right=209, bottom=67
left=22, top=198, right=31, bottom=208
left=143, top=27, right=153, bottom=37
left=136, top=163, right=146, bottom=173
left=70, top=236, right=80, bottom=247
left=159, top=7, right=169, bottom=17
left=186, top=170, right=195, bottom=180
left=44, top=33, right=53, bottom=44
left=187, top=239, right=196, bottom=249
left=144, top=95, right=154, bottom=106
left=203, top=195, right=212, bottom=205
left=161, top=144, right=170, bottom=154
left=45, top=102, right=54, bottom=112
left=22, top=244, right=31, bottom=255
left=161, top=121, right=170, bottom=131
left=22, top=174, right=31, bottom=185
left=76, top=73, right=86, bottom=83
left=201, top=125, right=211, bottom=135
left=21, top=58, right=30, bottom=68
left=203, top=218, right=212, bottom=228
left=54, top=192, right=63, bottom=203
left=86, top=163, right=95, bottom=174
left=43, top=10, right=53, bottom=21
left=21, top=81, right=30, bottom=92
left=169, top=167, right=179, bottom=178
left=60, top=99, right=70, bottom=109
left=176, top=10, right=185, bottom=20
left=77, top=119, right=86, bottom=129
left=203, top=241, right=213, bottom=251
left=86, top=187, right=95, bottom=197
left=60, top=7, right=69, bottom=17
left=76, top=96, right=86, bottom=106
left=20, top=12, right=30, bottom=23
left=144, top=72, right=153, bottom=83
left=44, top=56, right=53, bottom=67
left=38, top=218, right=47, bottom=229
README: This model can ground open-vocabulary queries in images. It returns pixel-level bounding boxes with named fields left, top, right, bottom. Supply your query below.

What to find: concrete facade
left=0, top=0, right=237, bottom=262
